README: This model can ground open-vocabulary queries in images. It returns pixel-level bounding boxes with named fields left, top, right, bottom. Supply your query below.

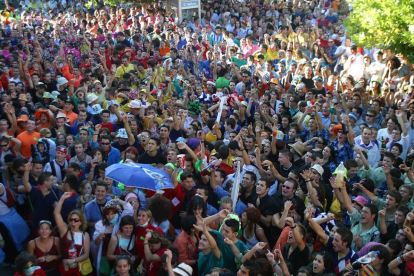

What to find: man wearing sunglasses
left=272, top=178, right=306, bottom=221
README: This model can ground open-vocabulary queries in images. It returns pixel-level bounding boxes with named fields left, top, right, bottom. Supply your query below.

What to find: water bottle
left=67, top=243, right=77, bottom=270
left=336, top=162, right=345, bottom=188
left=352, top=251, right=379, bottom=269
left=380, top=136, right=387, bottom=149
left=201, top=159, right=222, bottom=176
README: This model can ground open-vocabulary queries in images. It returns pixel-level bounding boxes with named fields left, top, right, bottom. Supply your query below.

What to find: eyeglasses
left=328, top=41, right=334, bottom=43
left=282, top=185, right=292, bottom=190
left=316, top=140, right=324, bottom=144
left=142, top=135, right=149, bottom=138
left=69, top=218, right=80, bottom=222
left=0, top=144, right=8, bottom=147
left=242, top=75, right=248, bottom=78
left=100, top=142, right=110, bottom=145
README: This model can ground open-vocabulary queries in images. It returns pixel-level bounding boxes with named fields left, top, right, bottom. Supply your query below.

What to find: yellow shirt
left=206, top=130, right=222, bottom=143
left=115, top=64, right=135, bottom=79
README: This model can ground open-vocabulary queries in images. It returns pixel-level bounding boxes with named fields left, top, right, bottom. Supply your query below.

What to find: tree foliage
left=344, top=0, right=414, bottom=62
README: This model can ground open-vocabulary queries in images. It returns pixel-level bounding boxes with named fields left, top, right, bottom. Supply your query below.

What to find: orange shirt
left=62, top=111, right=78, bottom=126
left=17, top=131, right=40, bottom=159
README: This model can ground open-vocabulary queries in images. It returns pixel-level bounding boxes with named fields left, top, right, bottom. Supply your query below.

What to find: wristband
left=272, top=132, right=277, bottom=137
left=397, top=257, right=403, bottom=264
left=291, top=224, right=297, bottom=229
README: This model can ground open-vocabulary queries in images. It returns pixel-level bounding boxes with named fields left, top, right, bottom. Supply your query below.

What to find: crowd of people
left=0, top=0, right=413, bottom=275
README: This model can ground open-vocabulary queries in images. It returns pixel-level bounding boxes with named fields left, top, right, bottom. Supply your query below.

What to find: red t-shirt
left=146, top=247, right=168, bottom=276
left=100, top=122, right=116, bottom=132
left=135, top=224, right=164, bottom=259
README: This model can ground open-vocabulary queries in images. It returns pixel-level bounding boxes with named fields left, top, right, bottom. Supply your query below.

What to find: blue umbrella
left=105, top=163, right=174, bottom=191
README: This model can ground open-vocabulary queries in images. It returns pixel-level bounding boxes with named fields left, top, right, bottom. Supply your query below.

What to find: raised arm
left=54, top=192, right=72, bottom=238
left=195, top=215, right=221, bottom=259
left=285, top=217, right=305, bottom=251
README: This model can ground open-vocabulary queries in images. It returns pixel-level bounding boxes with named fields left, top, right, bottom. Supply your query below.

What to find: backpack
left=0, top=186, right=16, bottom=207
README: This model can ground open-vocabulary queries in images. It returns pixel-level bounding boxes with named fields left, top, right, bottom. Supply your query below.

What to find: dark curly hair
left=244, top=207, right=262, bottom=224
left=187, top=196, right=207, bottom=218
left=15, top=251, right=36, bottom=274
left=147, top=195, right=172, bottom=223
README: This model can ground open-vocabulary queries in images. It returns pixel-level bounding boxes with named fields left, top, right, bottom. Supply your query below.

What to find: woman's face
left=69, top=214, right=81, bottom=230
left=66, top=136, right=74, bottom=145
left=125, top=150, right=137, bottom=160
left=121, top=224, right=134, bottom=236
left=193, top=207, right=203, bottom=217
left=137, top=211, right=149, bottom=225
left=115, top=259, right=130, bottom=276
left=106, top=210, right=116, bottom=222
left=254, top=112, right=261, bottom=121
left=396, top=229, right=407, bottom=243
left=149, top=241, right=161, bottom=252
left=263, top=143, right=271, bottom=155
left=40, top=113, right=48, bottom=123
left=313, top=254, right=325, bottom=274
left=57, top=134, right=65, bottom=145
left=322, top=147, right=331, bottom=159
left=38, top=223, right=52, bottom=238
left=288, top=128, right=297, bottom=139
left=37, top=143, right=45, bottom=152
left=282, top=117, right=289, bottom=127
left=83, top=183, right=92, bottom=195
left=94, top=151, right=103, bottom=162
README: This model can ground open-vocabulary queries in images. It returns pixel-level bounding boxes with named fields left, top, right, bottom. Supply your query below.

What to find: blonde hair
left=67, top=210, right=88, bottom=232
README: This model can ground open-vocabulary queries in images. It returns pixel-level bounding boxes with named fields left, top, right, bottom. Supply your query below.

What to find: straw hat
left=290, top=142, right=306, bottom=156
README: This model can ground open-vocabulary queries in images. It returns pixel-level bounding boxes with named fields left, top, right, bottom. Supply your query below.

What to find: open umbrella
left=105, top=163, right=174, bottom=191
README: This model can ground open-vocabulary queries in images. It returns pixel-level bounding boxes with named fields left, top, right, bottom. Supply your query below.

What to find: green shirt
left=374, top=197, right=395, bottom=228
left=357, top=165, right=373, bottom=179
left=348, top=208, right=380, bottom=251
left=371, top=167, right=386, bottom=187
left=198, top=251, right=223, bottom=276
left=212, top=230, right=248, bottom=272
left=231, top=57, right=247, bottom=68
left=215, top=77, right=230, bottom=89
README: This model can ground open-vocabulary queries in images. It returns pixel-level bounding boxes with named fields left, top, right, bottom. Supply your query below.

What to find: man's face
left=214, top=171, right=224, bottom=185
left=362, top=128, right=372, bottom=143
left=332, top=233, right=346, bottom=252
left=383, top=156, right=393, bottom=168
left=395, top=210, right=405, bottom=225
left=32, top=163, right=43, bottom=177
left=366, top=112, right=375, bottom=123
left=221, top=223, right=236, bottom=240
left=64, top=102, right=74, bottom=112
left=95, top=185, right=107, bottom=200
left=75, top=144, right=85, bottom=155
left=256, top=180, right=268, bottom=196
left=392, top=129, right=401, bottom=142
left=399, top=187, right=411, bottom=202
left=360, top=206, right=374, bottom=224
left=278, top=153, right=290, bottom=166
left=282, top=180, right=295, bottom=198
left=385, top=195, right=398, bottom=209
left=245, top=138, right=254, bottom=150
left=159, top=126, right=169, bottom=139
left=102, top=112, right=110, bottom=124
left=147, top=139, right=158, bottom=152
left=241, top=174, right=253, bottom=188
left=27, top=120, right=36, bottom=132
left=56, top=150, right=66, bottom=161
left=100, top=139, right=111, bottom=151
left=79, top=111, right=87, bottom=122
left=182, top=177, right=193, bottom=191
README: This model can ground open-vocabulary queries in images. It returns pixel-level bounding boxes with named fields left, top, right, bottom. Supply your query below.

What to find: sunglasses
left=366, top=114, right=374, bottom=117
left=69, top=218, right=80, bottom=222
left=282, top=185, right=292, bottom=190
left=100, top=142, right=110, bottom=145
left=0, top=144, right=8, bottom=147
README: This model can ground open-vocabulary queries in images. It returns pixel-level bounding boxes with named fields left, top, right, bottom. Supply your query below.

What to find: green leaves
left=344, top=0, right=414, bottom=61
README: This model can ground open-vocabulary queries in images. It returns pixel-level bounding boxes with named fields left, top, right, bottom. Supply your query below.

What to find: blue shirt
left=61, top=193, right=80, bottom=222
left=329, top=138, right=354, bottom=165
left=301, top=128, right=329, bottom=147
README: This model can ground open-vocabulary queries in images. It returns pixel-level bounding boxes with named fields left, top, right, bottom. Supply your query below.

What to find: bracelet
left=291, top=224, right=297, bottom=229
left=305, top=179, right=311, bottom=182
left=271, top=262, right=277, bottom=267
left=240, top=148, right=245, bottom=151
left=397, top=257, right=403, bottom=264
